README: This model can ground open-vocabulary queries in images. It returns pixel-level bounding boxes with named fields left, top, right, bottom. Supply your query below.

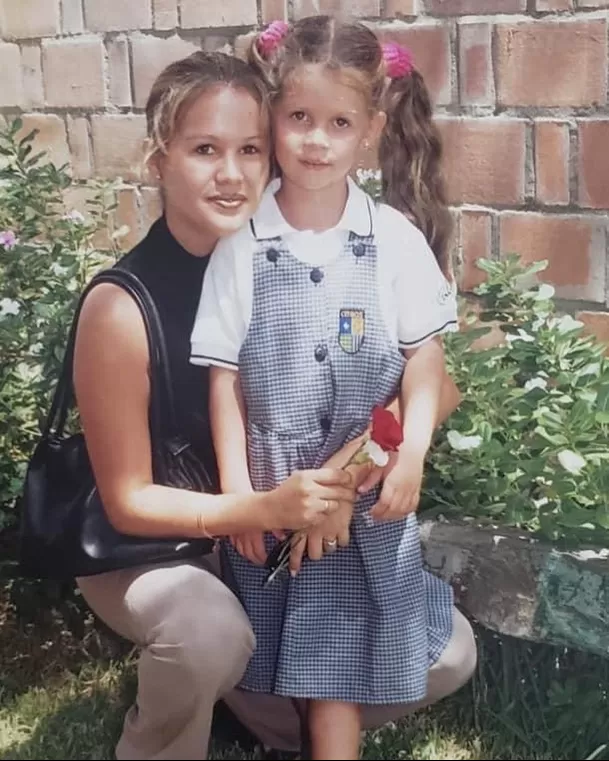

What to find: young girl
left=190, top=16, right=459, bottom=759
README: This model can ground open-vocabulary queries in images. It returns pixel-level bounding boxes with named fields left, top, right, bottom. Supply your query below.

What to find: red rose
left=370, top=406, right=403, bottom=451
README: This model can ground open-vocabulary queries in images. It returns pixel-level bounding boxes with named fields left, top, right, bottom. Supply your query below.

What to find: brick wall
left=1, top=0, right=608, bottom=342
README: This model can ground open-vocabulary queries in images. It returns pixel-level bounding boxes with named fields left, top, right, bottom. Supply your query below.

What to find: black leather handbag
left=18, top=267, right=216, bottom=580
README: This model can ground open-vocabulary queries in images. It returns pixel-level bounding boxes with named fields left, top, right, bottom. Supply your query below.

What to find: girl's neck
left=275, top=177, right=348, bottom=232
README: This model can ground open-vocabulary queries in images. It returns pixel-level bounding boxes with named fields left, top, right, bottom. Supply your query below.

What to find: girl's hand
left=369, top=447, right=425, bottom=522
left=229, top=530, right=285, bottom=565
left=266, top=468, right=356, bottom=532
left=288, top=499, right=353, bottom=576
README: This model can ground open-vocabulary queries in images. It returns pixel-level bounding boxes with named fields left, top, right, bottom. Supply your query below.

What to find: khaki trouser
left=77, top=552, right=477, bottom=760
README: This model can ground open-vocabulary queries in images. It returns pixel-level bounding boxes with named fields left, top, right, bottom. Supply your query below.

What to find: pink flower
left=0, top=230, right=18, bottom=249
left=382, top=42, right=414, bottom=78
left=258, top=20, right=289, bottom=57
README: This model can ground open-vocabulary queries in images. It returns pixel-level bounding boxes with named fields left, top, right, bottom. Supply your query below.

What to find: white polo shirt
left=190, top=176, right=458, bottom=370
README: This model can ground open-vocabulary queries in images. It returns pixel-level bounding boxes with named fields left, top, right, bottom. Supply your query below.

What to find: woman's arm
left=73, top=284, right=353, bottom=539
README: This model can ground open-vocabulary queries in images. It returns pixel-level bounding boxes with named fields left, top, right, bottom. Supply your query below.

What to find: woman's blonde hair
left=144, top=50, right=270, bottom=167
left=248, top=16, right=453, bottom=277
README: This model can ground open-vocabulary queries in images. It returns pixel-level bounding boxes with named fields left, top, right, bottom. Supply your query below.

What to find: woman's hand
left=265, top=467, right=356, bottom=532
left=288, top=500, right=353, bottom=575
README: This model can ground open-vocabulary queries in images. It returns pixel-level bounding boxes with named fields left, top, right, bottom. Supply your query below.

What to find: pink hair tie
left=257, top=20, right=290, bottom=57
left=382, top=42, right=414, bottom=78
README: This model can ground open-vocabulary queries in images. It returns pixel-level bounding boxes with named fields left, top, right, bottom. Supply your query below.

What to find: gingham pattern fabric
left=227, top=200, right=454, bottom=703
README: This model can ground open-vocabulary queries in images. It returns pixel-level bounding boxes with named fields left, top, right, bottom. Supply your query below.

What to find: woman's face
left=155, top=84, right=270, bottom=255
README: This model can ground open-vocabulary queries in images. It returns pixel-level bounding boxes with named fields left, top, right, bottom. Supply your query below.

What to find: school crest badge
left=338, top=308, right=365, bottom=354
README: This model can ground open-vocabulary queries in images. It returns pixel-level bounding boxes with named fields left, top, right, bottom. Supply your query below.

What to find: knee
left=438, top=608, right=478, bottom=691
left=141, top=564, right=256, bottom=691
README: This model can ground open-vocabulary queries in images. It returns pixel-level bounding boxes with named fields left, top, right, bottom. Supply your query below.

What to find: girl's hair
left=248, top=16, right=453, bottom=277
left=144, top=50, right=270, bottom=166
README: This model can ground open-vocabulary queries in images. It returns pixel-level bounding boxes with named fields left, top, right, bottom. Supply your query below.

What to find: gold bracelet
left=196, top=511, right=213, bottom=539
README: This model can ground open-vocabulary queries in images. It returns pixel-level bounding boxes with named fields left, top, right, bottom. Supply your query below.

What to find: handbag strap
left=43, top=268, right=179, bottom=451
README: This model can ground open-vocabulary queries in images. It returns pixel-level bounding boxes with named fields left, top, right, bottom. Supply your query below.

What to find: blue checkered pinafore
left=228, top=198, right=454, bottom=704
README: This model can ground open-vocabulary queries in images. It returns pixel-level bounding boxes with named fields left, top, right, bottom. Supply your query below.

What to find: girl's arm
left=326, top=337, right=460, bottom=474
left=74, top=284, right=353, bottom=539
left=369, top=338, right=446, bottom=521
left=399, top=337, right=446, bottom=458
left=209, top=366, right=253, bottom=494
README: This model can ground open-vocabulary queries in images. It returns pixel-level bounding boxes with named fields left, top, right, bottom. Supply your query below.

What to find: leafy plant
left=422, top=255, right=609, bottom=548
left=0, top=117, right=122, bottom=529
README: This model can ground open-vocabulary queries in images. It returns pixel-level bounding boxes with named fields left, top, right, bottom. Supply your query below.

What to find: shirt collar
left=251, top=175, right=373, bottom=240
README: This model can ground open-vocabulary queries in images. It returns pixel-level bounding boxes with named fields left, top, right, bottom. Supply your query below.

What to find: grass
left=1, top=572, right=608, bottom=761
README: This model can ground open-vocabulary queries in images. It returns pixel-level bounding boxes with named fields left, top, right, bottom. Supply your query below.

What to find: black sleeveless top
left=115, top=216, right=218, bottom=486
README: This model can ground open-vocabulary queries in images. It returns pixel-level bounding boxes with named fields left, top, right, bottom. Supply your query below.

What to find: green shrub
left=0, top=118, right=121, bottom=529
left=423, top=255, right=609, bottom=549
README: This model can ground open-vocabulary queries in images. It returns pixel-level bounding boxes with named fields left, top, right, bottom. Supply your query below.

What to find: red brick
left=294, top=0, right=381, bottom=15
left=91, top=115, right=147, bottom=182
left=0, top=43, right=23, bottom=107
left=83, top=0, right=152, bottom=31
left=107, top=37, right=132, bottom=108
left=42, top=38, right=105, bottom=108
left=424, top=0, right=525, bottom=13
left=66, top=115, right=92, bottom=179
left=578, top=120, right=609, bottom=209
left=437, top=118, right=526, bottom=206
left=535, top=121, right=569, bottom=205
left=499, top=213, right=606, bottom=302
left=180, top=0, right=257, bottom=26
left=2, top=0, right=60, bottom=39
left=384, top=0, right=418, bottom=15
left=459, top=211, right=492, bottom=292
left=375, top=25, right=452, bottom=106
left=536, top=0, right=573, bottom=9
left=20, top=44, right=44, bottom=108
left=61, top=0, right=85, bottom=34
left=131, top=34, right=200, bottom=109
left=153, top=0, right=178, bottom=29
left=496, top=20, right=607, bottom=108
left=262, top=0, right=289, bottom=22
left=576, top=312, right=609, bottom=353
left=459, top=23, right=494, bottom=106
left=16, top=114, right=70, bottom=170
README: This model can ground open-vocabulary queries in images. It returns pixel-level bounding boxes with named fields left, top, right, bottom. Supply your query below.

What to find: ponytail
left=379, top=71, right=453, bottom=279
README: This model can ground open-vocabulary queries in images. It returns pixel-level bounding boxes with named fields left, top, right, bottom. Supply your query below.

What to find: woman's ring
left=323, top=538, right=338, bottom=552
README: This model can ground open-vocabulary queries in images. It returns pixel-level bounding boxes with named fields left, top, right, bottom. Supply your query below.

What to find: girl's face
left=272, top=64, right=384, bottom=195
left=154, top=84, right=270, bottom=255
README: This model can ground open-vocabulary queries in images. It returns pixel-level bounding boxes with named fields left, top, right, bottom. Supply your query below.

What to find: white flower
left=447, top=430, right=483, bottom=452
left=534, top=284, right=555, bottom=301
left=50, top=262, right=70, bottom=277
left=557, top=449, right=586, bottom=475
left=0, top=297, right=20, bottom=317
left=505, top=329, right=535, bottom=343
left=362, top=438, right=389, bottom=467
left=62, top=209, right=85, bottom=224
left=524, top=377, right=548, bottom=392
left=551, top=315, right=584, bottom=334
